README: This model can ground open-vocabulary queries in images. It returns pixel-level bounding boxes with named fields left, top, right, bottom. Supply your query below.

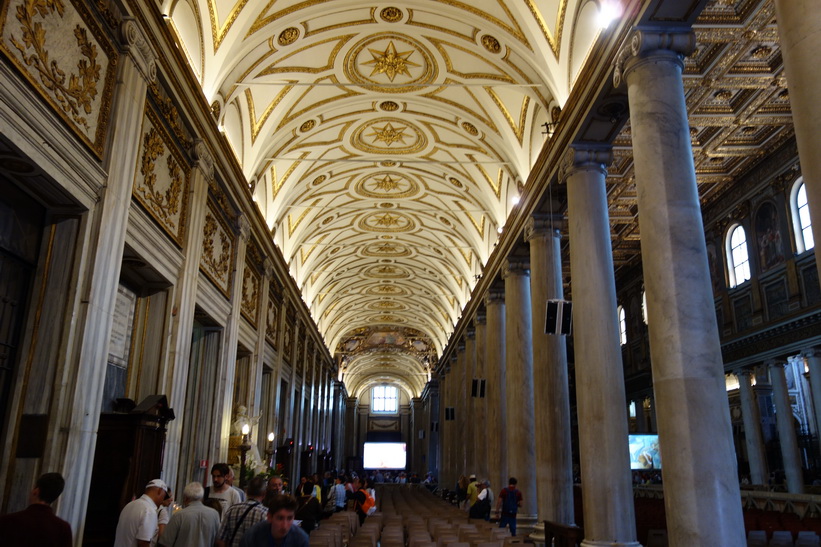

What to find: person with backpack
left=495, top=477, right=523, bottom=536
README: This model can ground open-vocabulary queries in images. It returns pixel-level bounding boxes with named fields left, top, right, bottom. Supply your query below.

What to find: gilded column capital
left=558, top=146, right=613, bottom=183
left=502, top=258, right=530, bottom=278
left=120, top=17, right=157, bottom=84
left=190, top=139, right=215, bottom=181
left=524, top=214, right=564, bottom=242
left=613, top=28, right=696, bottom=87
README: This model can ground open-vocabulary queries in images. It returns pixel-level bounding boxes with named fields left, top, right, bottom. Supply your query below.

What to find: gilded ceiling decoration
left=163, top=0, right=789, bottom=396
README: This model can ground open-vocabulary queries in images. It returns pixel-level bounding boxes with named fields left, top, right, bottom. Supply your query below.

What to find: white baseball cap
left=146, top=479, right=169, bottom=493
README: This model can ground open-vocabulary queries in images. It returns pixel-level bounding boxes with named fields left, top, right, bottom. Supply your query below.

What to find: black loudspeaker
left=545, top=299, right=572, bottom=335
left=471, top=379, right=478, bottom=397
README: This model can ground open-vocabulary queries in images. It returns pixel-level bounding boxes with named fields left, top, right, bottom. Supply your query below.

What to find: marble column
left=770, top=361, right=804, bottom=493
left=774, top=1, right=821, bottom=272
left=526, top=216, right=574, bottom=530
left=427, top=379, right=441, bottom=480
left=635, top=398, right=647, bottom=434
left=485, top=289, right=507, bottom=499
left=503, top=259, right=537, bottom=527
left=562, top=145, right=638, bottom=547
left=465, top=329, right=477, bottom=475
left=60, top=18, right=157, bottom=539
left=163, top=140, right=211, bottom=491
left=615, top=28, right=744, bottom=545
left=737, top=370, right=768, bottom=485
left=217, top=215, right=250, bottom=458
left=802, top=349, right=821, bottom=439
left=474, top=313, right=488, bottom=483
left=252, top=260, right=274, bottom=455
left=456, top=342, right=467, bottom=477
left=345, top=397, right=357, bottom=465
left=411, top=397, right=424, bottom=472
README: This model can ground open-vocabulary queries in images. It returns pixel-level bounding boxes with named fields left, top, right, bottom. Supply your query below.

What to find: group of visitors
left=457, top=475, right=523, bottom=536
left=111, top=467, right=308, bottom=547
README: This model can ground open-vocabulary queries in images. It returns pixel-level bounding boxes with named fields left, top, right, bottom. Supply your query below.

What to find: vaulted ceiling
left=162, top=0, right=610, bottom=396
left=161, top=0, right=793, bottom=398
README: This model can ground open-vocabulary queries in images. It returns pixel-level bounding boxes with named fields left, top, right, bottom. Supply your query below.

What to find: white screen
left=363, top=442, right=407, bottom=469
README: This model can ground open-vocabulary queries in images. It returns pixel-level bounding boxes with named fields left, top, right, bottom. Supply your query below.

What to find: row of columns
left=438, top=20, right=798, bottom=544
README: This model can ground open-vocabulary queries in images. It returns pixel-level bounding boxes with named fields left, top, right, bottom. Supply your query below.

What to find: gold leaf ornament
left=10, top=0, right=101, bottom=130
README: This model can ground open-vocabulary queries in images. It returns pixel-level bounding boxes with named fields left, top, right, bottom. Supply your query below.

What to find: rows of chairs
left=747, top=530, right=820, bottom=546
left=310, top=485, right=524, bottom=547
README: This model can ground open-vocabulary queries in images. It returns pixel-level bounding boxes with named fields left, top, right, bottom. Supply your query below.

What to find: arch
left=790, top=177, right=814, bottom=254
left=726, top=224, right=751, bottom=288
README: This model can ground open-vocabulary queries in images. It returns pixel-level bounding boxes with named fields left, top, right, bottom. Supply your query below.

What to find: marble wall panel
left=132, top=105, right=191, bottom=247
left=0, top=0, right=117, bottom=157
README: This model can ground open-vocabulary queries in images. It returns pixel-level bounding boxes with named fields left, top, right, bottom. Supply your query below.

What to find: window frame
left=791, top=177, right=814, bottom=254
left=371, top=384, right=399, bottom=414
left=726, top=223, right=751, bottom=288
left=618, top=305, right=627, bottom=346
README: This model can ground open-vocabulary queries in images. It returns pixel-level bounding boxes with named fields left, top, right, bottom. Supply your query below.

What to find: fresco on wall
left=755, top=202, right=785, bottom=272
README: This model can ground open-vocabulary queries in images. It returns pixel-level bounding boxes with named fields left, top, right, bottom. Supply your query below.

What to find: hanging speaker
left=545, top=299, right=572, bottom=335
left=471, top=378, right=478, bottom=397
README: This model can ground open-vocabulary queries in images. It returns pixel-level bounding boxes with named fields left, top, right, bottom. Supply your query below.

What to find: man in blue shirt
left=240, top=495, right=309, bottom=547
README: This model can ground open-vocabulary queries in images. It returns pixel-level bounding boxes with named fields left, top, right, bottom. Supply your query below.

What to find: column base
left=515, top=514, right=538, bottom=538
left=581, top=541, right=642, bottom=547
left=530, top=522, right=546, bottom=547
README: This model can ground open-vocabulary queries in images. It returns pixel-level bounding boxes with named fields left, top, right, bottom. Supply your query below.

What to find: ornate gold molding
left=1, top=0, right=118, bottom=157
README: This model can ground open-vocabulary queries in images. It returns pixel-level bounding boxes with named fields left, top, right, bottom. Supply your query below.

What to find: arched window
left=791, top=178, right=814, bottom=253
left=618, top=306, right=627, bottom=346
left=372, top=385, right=398, bottom=413
left=727, top=225, right=751, bottom=288
left=641, top=290, right=648, bottom=324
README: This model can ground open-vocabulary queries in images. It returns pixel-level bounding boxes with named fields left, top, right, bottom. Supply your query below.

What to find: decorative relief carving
left=481, top=35, right=501, bottom=54
left=1, top=0, right=117, bottom=157
left=351, top=118, right=427, bottom=154
left=241, top=260, right=260, bottom=326
left=379, top=7, right=402, bottom=22
left=148, top=83, right=192, bottom=149
left=278, top=27, right=299, bottom=46
left=344, top=32, right=436, bottom=92
left=200, top=201, right=235, bottom=297
left=354, top=172, right=419, bottom=199
left=357, top=211, right=415, bottom=232
left=266, top=292, right=279, bottom=347
left=133, top=106, right=190, bottom=246
left=120, top=18, right=156, bottom=83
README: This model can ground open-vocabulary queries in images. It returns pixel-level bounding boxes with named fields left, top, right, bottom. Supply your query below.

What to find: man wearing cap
left=114, top=479, right=169, bottom=547
left=465, top=474, right=478, bottom=510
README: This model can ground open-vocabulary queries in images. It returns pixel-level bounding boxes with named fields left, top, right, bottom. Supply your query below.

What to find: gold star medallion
left=362, top=41, right=420, bottom=82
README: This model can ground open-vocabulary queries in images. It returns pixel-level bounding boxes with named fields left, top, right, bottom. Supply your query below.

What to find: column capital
left=559, top=146, right=613, bottom=183
left=803, top=348, right=821, bottom=359
left=485, top=289, right=505, bottom=306
left=466, top=327, right=476, bottom=339
left=120, top=17, right=157, bottom=84
left=766, top=359, right=788, bottom=370
left=524, top=214, right=565, bottom=241
left=474, top=311, right=486, bottom=326
left=736, top=368, right=754, bottom=378
left=502, top=258, right=530, bottom=278
left=238, top=214, right=252, bottom=241
left=264, top=258, right=275, bottom=279
left=190, top=139, right=215, bottom=182
left=614, top=28, right=696, bottom=87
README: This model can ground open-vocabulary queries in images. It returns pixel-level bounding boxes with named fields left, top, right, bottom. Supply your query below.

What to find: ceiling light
left=598, top=1, right=622, bottom=28
left=497, top=225, right=504, bottom=234
left=511, top=195, right=520, bottom=206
